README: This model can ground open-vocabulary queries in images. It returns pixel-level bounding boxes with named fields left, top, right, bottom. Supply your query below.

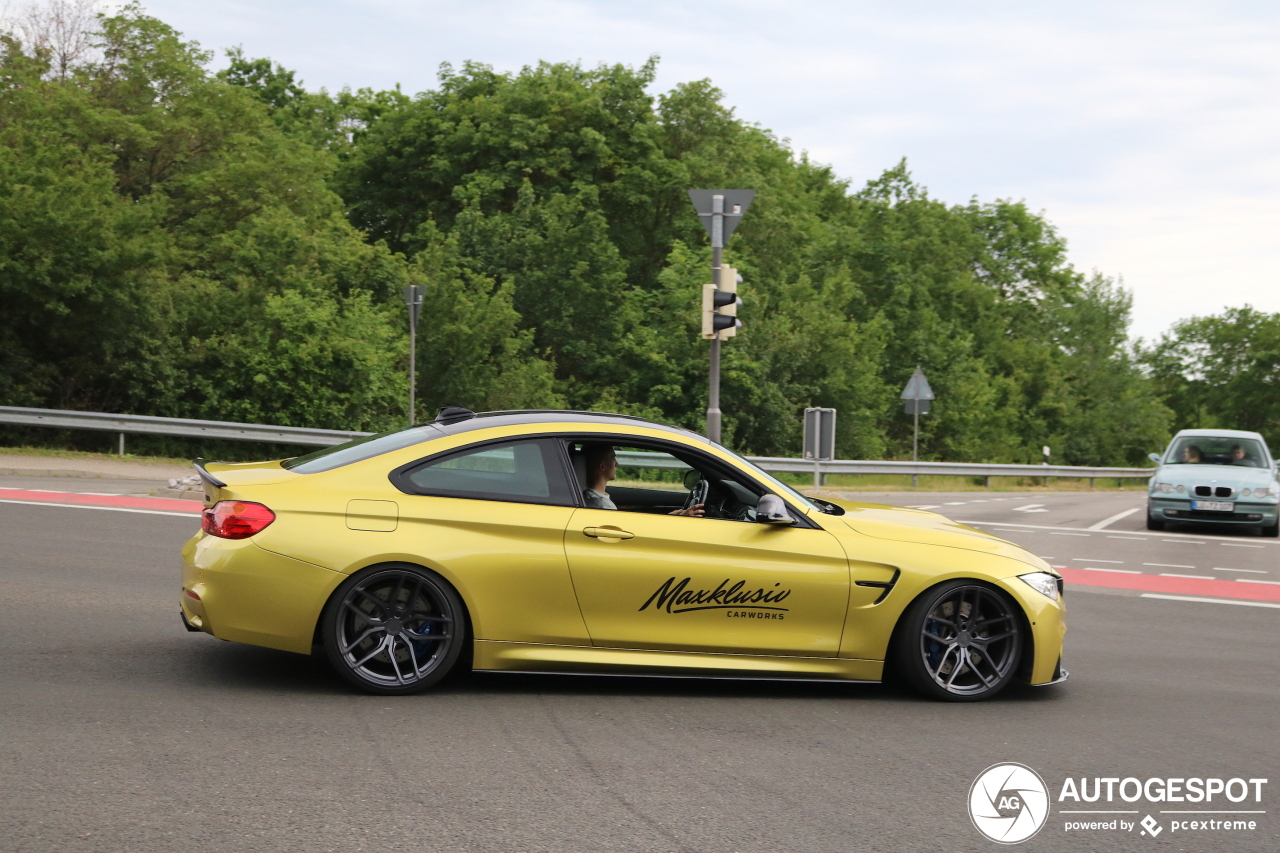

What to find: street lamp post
left=402, top=284, right=425, bottom=427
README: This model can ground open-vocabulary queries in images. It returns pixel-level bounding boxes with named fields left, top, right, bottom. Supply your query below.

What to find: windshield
left=710, top=442, right=825, bottom=513
left=1164, top=436, right=1270, bottom=468
left=283, top=426, right=439, bottom=473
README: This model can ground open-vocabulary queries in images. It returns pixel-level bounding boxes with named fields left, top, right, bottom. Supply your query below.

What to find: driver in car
left=581, top=443, right=705, bottom=516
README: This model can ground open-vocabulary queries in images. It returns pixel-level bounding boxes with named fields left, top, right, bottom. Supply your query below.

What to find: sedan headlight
left=1153, top=482, right=1173, bottom=493
left=1019, top=572, right=1060, bottom=601
left=1254, top=487, right=1272, bottom=498
left=1242, top=488, right=1252, bottom=497
left=1176, top=484, right=1185, bottom=493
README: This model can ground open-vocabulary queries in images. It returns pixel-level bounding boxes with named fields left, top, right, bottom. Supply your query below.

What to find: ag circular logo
left=968, top=763, right=1050, bottom=844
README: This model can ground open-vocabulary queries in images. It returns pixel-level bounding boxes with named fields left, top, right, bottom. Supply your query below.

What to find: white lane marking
left=1221, top=543, right=1265, bottom=548
left=958, top=520, right=1280, bottom=543
left=1141, top=594, right=1280, bottom=610
left=1107, top=535, right=1145, bottom=540
left=992, top=528, right=1025, bottom=533
left=1164, top=539, right=1205, bottom=544
left=1083, top=567, right=1141, bottom=574
left=0, top=499, right=195, bottom=518
left=1214, top=567, right=1268, bottom=574
left=969, top=499, right=990, bottom=503
left=1050, top=532, right=1090, bottom=537
left=907, top=505, right=941, bottom=509
left=944, top=501, right=966, bottom=505
left=1072, top=558, right=1123, bottom=563
left=1237, top=579, right=1280, bottom=585
left=1144, top=562, right=1195, bottom=569
left=1012, top=504, right=1048, bottom=513
left=1160, top=573, right=1216, bottom=579
left=1088, top=507, right=1141, bottom=530
left=77, top=491, right=124, bottom=496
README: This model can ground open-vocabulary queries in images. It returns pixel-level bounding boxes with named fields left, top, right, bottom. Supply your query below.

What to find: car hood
left=1154, top=464, right=1277, bottom=487
left=823, top=499, right=1049, bottom=572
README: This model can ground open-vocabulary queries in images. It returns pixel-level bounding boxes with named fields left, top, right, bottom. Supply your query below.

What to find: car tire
left=892, top=580, right=1024, bottom=702
left=321, top=563, right=467, bottom=696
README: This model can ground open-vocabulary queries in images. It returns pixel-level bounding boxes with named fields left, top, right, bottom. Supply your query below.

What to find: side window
left=399, top=439, right=574, bottom=505
left=568, top=439, right=774, bottom=521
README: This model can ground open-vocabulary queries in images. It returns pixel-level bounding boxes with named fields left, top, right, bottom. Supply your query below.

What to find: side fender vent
left=855, top=569, right=901, bottom=604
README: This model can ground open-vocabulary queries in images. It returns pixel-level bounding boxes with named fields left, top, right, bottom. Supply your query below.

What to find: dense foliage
left=1141, top=307, right=1280, bottom=437
left=4, top=4, right=1259, bottom=463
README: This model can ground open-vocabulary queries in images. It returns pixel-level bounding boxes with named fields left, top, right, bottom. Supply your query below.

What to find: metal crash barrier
left=0, top=405, right=1154, bottom=482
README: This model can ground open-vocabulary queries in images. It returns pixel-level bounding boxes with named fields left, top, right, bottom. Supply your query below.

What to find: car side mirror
left=756, top=495, right=794, bottom=524
left=1148, top=453, right=1162, bottom=464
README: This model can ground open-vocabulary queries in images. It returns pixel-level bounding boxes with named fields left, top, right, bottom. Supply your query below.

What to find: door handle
left=583, top=526, right=634, bottom=540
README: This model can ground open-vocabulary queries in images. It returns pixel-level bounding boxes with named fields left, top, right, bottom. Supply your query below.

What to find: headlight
left=1255, top=488, right=1271, bottom=498
left=1242, top=488, right=1252, bottom=497
left=1154, top=482, right=1173, bottom=493
left=1176, top=484, right=1185, bottom=493
left=1019, top=572, right=1060, bottom=601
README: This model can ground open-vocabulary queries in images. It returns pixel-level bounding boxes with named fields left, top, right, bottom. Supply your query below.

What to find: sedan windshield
left=709, top=442, right=825, bottom=513
left=1165, top=436, right=1269, bottom=468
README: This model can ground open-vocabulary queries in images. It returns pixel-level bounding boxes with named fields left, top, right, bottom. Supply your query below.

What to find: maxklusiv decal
left=639, top=577, right=791, bottom=615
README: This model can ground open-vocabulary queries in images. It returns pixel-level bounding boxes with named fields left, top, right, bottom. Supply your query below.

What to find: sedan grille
left=1215, top=486, right=1232, bottom=498
left=1194, top=486, right=1211, bottom=497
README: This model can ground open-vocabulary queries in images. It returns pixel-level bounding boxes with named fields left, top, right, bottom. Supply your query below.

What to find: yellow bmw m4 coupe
left=181, top=408, right=1066, bottom=701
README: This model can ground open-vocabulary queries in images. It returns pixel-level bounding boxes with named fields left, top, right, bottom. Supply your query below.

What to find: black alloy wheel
left=322, top=564, right=465, bottom=695
left=894, top=581, right=1024, bottom=702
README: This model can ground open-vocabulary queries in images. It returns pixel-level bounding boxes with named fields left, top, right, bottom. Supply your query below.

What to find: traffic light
left=701, top=265, right=743, bottom=340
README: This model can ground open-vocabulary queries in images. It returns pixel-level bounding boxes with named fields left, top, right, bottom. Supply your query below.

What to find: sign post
left=402, top=284, right=425, bottom=426
left=687, top=189, right=755, bottom=443
left=803, top=407, right=837, bottom=489
left=900, top=366, right=935, bottom=487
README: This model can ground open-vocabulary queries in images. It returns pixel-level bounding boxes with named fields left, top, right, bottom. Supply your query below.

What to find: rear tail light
left=202, top=501, right=276, bottom=539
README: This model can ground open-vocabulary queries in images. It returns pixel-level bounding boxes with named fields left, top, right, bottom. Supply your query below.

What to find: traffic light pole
left=707, top=242, right=723, bottom=443
left=688, top=189, right=753, bottom=445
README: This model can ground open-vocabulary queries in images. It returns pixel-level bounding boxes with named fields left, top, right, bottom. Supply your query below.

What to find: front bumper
left=1148, top=497, right=1278, bottom=526
left=998, top=576, right=1067, bottom=686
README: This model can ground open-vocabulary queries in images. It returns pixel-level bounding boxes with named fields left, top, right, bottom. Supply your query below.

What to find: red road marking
left=0, top=488, right=201, bottom=514
left=1059, top=567, right=1280, bottom=603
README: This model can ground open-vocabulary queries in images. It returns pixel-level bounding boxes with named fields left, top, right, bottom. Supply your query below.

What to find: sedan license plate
left=1191, top=500, right=1234, bottom=512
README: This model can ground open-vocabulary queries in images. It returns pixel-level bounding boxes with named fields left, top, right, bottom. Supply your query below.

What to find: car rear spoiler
left=193, top=458, right=227, bottom=488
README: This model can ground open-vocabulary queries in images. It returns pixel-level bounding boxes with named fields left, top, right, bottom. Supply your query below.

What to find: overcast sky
left=136, top=0, right=1280, bottom=342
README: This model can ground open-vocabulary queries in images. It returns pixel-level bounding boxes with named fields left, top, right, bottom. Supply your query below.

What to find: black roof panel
left=430, top=410, right=709, bottom=443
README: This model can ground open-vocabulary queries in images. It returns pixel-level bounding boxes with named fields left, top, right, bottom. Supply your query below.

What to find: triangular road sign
left=900, top=366, right=935, bottom=401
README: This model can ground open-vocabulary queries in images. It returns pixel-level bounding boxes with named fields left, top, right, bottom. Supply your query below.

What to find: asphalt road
left=2, top=482, right=1277, bottom=853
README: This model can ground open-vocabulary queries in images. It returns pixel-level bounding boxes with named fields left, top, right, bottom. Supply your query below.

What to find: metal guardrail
left=747, top=455, right=1153, bottom=480
left=0, top=405, right=1154, bottom=480
left=0, top=406, right=369, bottom=449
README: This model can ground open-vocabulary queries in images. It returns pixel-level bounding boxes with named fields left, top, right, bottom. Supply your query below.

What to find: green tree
left=1141, top=306, right=1280, bottom=440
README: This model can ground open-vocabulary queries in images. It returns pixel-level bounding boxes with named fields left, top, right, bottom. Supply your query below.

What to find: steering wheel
left=684, top=478, right=709, bottom=511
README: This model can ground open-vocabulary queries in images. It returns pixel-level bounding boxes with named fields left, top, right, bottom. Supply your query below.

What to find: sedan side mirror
left=756, top=494, right=794, bottom=524
left=1148, top=453, right=1162, bottom=464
